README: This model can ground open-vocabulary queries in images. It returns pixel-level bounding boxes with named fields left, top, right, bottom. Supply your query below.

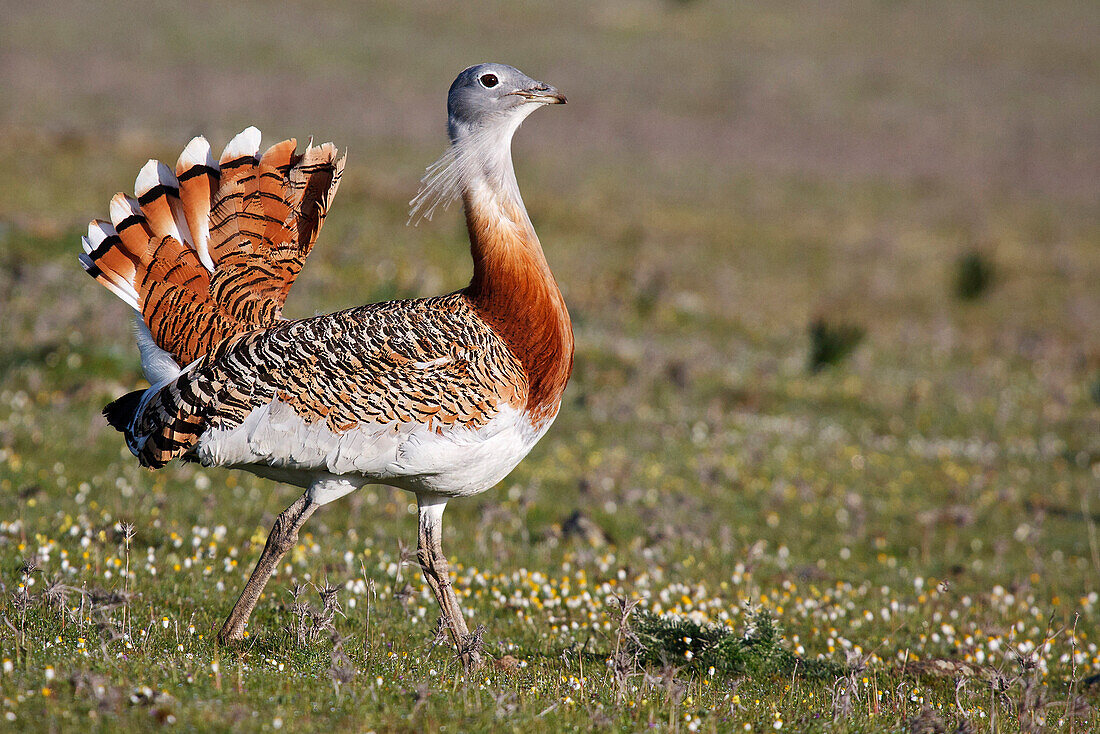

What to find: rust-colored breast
left=463, top=197, right=574, bottom=426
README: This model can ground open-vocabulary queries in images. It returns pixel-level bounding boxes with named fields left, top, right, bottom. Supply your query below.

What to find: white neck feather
left=408, top=111, right=535, bottom=228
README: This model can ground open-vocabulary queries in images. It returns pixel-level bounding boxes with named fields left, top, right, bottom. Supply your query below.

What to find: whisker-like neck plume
left=409, top=113, right=532, bottom=229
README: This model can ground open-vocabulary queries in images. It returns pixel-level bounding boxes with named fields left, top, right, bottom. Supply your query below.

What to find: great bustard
left=80, top=64, right=572, bottom=669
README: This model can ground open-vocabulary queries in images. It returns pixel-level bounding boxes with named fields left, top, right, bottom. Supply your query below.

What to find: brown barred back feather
left=132, top=294, right=527, bottom=468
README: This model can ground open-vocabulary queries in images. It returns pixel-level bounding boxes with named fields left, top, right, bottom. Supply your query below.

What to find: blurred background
left=2, top=2, right=1096, bottom=347
left=1, top=0, right=1098, bottom=668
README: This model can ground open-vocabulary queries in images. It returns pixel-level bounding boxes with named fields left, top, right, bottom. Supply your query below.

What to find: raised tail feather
left=80, top=128, right=346, bottom=375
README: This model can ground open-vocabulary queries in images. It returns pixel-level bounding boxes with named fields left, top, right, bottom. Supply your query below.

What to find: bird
left=78, top=63, right=573, bottom=669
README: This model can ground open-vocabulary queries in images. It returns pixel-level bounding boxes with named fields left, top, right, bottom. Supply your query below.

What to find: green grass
left=1, top=1, right=1099, bottom=731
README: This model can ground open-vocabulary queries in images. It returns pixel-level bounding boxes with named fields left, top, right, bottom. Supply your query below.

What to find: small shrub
left=808, top=318, right=864, bottom=373
left=628, top=609, right=846, bottom=681
left=954, top=250, right=995, bottom=301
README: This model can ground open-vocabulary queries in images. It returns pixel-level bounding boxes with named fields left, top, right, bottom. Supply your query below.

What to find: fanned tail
left=79, top=128, right=346, bottom=377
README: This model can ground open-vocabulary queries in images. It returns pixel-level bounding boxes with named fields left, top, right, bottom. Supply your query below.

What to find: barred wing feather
left=126, top=294, right=528, bottom=471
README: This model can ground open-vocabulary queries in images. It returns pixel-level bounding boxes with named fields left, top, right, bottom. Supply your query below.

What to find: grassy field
left=1, top=1, right=1099, bottom=731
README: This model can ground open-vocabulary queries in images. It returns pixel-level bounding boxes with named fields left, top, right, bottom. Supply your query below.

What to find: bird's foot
left=462, top=654, right=483, bottom=672
left=457, top=624, right=487, bottom=672
left=216, top=621, right=247, bottom=647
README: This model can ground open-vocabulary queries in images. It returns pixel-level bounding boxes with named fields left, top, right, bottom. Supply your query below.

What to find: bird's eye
left=479, top=73, right=499, bottom=89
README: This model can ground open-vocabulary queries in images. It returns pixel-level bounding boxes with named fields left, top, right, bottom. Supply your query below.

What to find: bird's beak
left=510, top=82, right=567, bottom=105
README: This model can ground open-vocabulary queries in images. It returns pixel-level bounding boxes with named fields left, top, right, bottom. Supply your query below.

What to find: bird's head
left=447, top=63, right=566, bottom=141
left=409, top=64, right=565, bottom=224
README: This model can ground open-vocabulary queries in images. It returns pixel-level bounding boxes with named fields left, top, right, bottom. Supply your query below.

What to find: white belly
left=195, top=400, right=555, bottom=501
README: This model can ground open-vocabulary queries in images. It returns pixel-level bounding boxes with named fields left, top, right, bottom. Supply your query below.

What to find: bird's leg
left=218, top=491, right=319, bottom=645
left=416, top=497, right=482, bottom=670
